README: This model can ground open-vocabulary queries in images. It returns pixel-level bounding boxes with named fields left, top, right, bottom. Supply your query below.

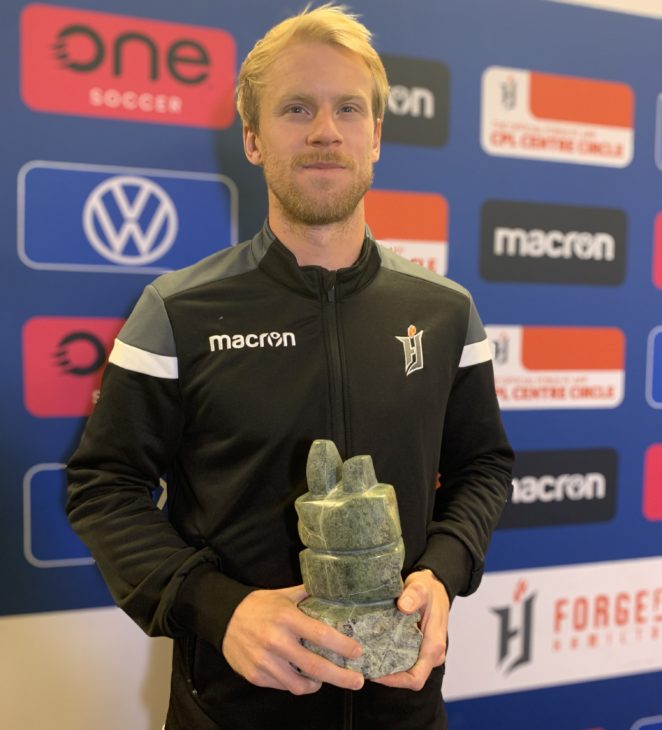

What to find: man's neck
left=268, top=200, right=366, bottom=270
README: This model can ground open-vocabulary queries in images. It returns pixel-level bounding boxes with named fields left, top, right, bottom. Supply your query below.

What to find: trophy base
left=299, top=597, right=422, bottom=679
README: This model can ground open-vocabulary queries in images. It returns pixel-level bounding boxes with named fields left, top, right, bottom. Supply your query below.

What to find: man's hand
left=222, top=584, right=365, bottom=695
left=372, top=569, right=450, bottom=691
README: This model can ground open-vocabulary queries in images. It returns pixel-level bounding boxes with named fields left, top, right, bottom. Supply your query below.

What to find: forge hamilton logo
left=498, top=449, right=618, bottom=529
left=380, top=54, right=449, bottom=147
left=500, top=74, right=517, bottom=110
left=481, top=200, right=627, bottom=285
left=20, top=3, right=236, bottom=128
left=491, top=330, right=510, bottom=366
left=491, top=580, right=537, bottom=674
left=395, top=324, right=425, bottom=376
left=83, top=175, right=178, bottom=265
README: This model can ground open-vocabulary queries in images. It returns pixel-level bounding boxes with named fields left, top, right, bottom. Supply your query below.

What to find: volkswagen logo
left=82, top=175, right=178, bottom=265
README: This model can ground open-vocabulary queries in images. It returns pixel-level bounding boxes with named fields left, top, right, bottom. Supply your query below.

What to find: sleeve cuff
left=411, top=533, right=473, bottom=603
left=169, top=561, right=256, bottom=650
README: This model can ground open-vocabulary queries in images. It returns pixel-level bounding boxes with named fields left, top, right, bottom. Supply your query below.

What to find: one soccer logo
left=396, top=324, right=424, bottom=376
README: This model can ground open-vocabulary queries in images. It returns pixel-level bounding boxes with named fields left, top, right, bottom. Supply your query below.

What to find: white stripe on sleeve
left=108, top=338, right=178, bottom=379
left=459, top=337, right=492, bottom=368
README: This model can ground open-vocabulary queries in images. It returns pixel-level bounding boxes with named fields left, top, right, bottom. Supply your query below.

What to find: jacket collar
left=252, top=221, right=382, bottom=299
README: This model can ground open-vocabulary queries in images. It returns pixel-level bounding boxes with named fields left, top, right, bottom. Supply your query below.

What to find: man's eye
left=287, top=105, right=306, bottom=114
left=340, top=105, right=357, bottom=113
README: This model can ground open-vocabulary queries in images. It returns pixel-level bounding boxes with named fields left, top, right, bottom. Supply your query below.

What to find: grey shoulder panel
left=117, top=238, right=260, bottom=359
left=377, top=243, right=470, bottom=296
left=465, top=298, right=487, bottom=347
left=377, top=244, right=486, bottom=346
left=118, top=284, right=176, bottom=357
left=151, top=239, right=258, bottom=300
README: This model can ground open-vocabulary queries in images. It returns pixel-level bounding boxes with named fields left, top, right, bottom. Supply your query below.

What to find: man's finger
left=290, top=610, right=363, bottom=661
left=286, top=640, right=365, bottom=691
left=281, top=584, right=309, bottom=605
left=269, top=655, right=324, bottom=695
left=246, top=653, right=322, bottom=695
left=416, top=614, right=446, bottom=666
left=397, top=582, right=427, bottom=614
left=371, top=657, right=431, bottom=691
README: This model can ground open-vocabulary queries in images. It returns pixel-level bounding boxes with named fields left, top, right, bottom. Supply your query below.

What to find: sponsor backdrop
left=1, top=0, right=661, bottom=727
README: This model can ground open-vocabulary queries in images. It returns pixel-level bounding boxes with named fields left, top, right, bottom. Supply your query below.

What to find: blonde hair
left=237, top=3, right=389, bottom=132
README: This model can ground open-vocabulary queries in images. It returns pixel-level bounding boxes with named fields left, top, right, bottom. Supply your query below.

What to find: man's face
left=244, top=42, right=382, bottom=227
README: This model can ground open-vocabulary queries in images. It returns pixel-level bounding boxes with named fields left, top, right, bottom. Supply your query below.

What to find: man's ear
left=243, top=124, right=263, bottom=166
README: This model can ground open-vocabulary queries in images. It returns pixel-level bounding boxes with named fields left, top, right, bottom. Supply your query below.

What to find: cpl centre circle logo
left=82, top=175, right=178, bottom=265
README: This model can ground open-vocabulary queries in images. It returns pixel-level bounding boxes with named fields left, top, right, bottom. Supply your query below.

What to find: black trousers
left=165, top=636, right=448, bottom=730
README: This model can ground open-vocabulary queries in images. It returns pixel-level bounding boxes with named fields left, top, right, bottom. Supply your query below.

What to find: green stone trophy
left=295, top=439, right=422, bottom=678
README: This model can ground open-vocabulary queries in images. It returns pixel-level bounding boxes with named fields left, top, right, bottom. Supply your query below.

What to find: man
left=67, top=5, right=513, bottom=729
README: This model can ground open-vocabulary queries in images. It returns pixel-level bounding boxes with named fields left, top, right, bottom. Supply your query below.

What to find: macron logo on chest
left=209, top=331, right=296, bottom=351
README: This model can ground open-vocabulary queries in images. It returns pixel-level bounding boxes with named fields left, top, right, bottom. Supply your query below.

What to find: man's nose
left=307, top=107, right=342, bottom=146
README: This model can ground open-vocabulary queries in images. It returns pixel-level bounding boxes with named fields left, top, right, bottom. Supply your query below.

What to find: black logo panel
left=381, top=54, right=449, bottom=147
left=480, top=200, right=626, bottom=285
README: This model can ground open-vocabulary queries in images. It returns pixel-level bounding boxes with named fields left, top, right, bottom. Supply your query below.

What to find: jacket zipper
left=343, top=689, right=354, bottom=730
left=324, top=281, right=348, bottom=456
left=324, top=277, right=354, bottom=730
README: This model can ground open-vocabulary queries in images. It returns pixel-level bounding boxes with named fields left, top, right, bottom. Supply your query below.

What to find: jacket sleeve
left=413, top=296, right=514, bottom=601
left=66, top=284, right=253, bottom=648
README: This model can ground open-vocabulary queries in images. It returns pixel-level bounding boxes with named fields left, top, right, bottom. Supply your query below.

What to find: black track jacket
left=67, top=223, right=513, bottom=729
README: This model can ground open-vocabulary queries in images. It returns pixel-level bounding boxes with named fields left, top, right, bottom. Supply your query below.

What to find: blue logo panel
left=18, top=161, right=238, bottom=274
left=646, top=327, right=662, bottom=408
left=656, top=94, right=662, bottom=171
left=631, top=716, right=662, bottom=730
left=24, top=464, right=93, bottom=567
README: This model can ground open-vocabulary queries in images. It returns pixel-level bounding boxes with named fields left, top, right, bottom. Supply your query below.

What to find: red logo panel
left=653, top=213, right=662, bottom=289
left=643, top=444, right=662, bottom=521
left=365, top=189, right=448, bottom=274
left=20, top=4, right=236, bottom=129
left=521, top=327, right=624, bottom=371
left=23, top=316, right=124, bottom=417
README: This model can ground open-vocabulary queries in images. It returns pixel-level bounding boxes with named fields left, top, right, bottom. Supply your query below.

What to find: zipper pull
left=326, top=270, right=337, bottom=302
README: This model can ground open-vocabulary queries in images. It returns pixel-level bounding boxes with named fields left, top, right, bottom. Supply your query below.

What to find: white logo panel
left=379, top=239, right=448, bottom=276
left=487, top=325, right=625, bottom=410
left=445, top=556, right=662, bottom=700
left=481, top=66, right=633, bottom=167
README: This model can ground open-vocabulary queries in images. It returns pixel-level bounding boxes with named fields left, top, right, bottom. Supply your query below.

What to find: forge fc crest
left=396, top=324, right=425, bottom=376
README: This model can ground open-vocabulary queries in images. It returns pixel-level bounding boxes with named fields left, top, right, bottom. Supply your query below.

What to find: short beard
left=264, top=152, right=373, bottom=226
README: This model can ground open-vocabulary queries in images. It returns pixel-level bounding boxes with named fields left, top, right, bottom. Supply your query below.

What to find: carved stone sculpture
left=294, top=439, right=422, bottom=679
